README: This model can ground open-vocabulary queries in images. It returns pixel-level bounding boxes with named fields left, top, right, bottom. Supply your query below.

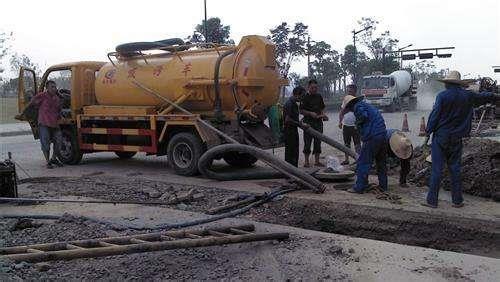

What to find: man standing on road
left=386, top=129, right=413, bottom=187
left=422, top=71, right=500, bottom=208
left=282, top=86, right=305, bottom=167
left=29, top=80, right=64, bottom=169
left=300, top=79, right=328, bottom=167
left=342, top=95, right=388, bottom=193
left=339, top=84, right=361, bottom=165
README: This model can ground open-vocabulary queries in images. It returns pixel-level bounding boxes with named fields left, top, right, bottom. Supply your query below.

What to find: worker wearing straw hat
left=422, top=71, right=500, bottom=208
left=386, top=129, right=413, bottom=187
left=342, top=95, right=388, bottom=193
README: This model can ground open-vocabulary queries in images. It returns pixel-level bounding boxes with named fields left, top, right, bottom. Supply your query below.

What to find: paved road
left=1, top=110, right=431, bottom=178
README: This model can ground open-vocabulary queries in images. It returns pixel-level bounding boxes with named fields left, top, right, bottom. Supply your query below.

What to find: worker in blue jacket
left=342, top=95, right=388, bottom=193
left=422, top=71, right=500, bottom=208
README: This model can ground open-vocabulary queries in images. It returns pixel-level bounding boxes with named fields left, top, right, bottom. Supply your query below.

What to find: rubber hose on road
left=198, top=144, right=324, bottom=192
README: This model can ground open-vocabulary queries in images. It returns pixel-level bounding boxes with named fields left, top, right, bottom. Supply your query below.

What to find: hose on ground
left=0, top=188, right=298, bottom=231
left=198, top=144, right=325, bottom=192
left=197, top=122, right=358, bottom=183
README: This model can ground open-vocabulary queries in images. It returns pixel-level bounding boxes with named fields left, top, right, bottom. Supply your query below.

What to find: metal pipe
left=214, top=49, right=235, bottom=120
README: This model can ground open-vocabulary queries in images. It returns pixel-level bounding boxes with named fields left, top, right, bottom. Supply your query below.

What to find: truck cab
left=361, top=71, right=417, bottom=112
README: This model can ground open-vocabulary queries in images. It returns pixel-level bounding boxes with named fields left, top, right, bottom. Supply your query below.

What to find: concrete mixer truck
left=361, top=70, right=417, bottom=112
left=16, top=35, right=288, bottom=176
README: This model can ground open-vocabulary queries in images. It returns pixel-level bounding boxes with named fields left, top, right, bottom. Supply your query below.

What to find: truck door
left=17, top=67, right=39, bottom=138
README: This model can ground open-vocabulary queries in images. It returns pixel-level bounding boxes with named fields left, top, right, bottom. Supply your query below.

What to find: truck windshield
left=363, top=77, right=389, bottom=89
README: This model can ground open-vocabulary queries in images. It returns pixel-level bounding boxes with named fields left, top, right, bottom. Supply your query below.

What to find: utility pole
left=307, top=36, right=311, bottom=78
left=352, top=25, right=372, bottom=83
left=203, top=0, right=208, bottom=43
left=398, top=44, right=413, bottom=68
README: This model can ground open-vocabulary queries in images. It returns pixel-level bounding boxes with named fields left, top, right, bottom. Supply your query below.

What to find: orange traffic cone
left=418, top=116, right=427, bottom=136
left=401, top=113, right=410, bottom=132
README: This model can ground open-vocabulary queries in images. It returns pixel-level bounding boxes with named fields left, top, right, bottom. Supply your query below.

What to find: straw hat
left=436, top=70, right=475, bottom=86
left=389, top=131, right=413, bottom=160
left=341, top=95, right=363, bottom=109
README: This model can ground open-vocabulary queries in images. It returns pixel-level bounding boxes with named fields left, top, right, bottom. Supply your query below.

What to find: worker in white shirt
left=338, top=84, right=361, bottom=165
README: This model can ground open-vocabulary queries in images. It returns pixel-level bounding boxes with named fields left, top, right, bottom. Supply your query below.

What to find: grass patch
left=0, top=97, right=20, bottom=124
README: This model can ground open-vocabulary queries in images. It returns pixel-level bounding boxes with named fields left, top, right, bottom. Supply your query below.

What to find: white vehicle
left=361, top=70, right=417, bottom=112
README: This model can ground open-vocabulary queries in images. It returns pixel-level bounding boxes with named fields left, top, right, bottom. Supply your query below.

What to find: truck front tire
left=59, top=128, right=83, bottom=165
left=167, top=132, right=204, bottom=176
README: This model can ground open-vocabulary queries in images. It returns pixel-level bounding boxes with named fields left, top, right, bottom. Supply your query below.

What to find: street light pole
left=352, top=26, right=372, bottom=83
left=398, top=44, right=413, bottom=68
left=203, top=0, right=208, bottom=43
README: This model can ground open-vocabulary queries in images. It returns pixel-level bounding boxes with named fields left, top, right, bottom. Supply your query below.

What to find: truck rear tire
left=223, top=152, right=258, bottom=168
left=115, top=151, right=137, bottom=159
left=59, top=128, right=83, bottom=165
left=167, top=132, right=204, bottom=176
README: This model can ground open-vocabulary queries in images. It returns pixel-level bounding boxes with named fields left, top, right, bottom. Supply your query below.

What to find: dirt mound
left=408, top=138, right=500, bottom=199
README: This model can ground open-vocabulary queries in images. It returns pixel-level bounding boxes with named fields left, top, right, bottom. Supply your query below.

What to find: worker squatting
left=282, top=72, right=499, bottom=208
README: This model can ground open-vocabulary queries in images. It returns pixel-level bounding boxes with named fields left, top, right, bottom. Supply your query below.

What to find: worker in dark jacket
left=343, top=95, right=388, bottom=193
left=422, top=71, right=500, bottom=208
left=300, top=79, right=328, bottom=167
left=282, top=86, right=305, bottom=167
left=386, top=129, right=413, bottom=187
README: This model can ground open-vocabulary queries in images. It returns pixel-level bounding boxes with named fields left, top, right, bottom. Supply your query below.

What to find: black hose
left=0, top=188, right=297, bottom=231
left=214, top=50, right=235, bottom=120
left=115, top=38, right=185, bottom=53
left=148, top=188, right=297, bottom=230
left=198, top=144, right=324, bottom=192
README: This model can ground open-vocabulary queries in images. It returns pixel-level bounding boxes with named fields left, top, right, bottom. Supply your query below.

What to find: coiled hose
left=197, top=123, right=358, bottom=183
left=198, top=144, right=324, bottom=192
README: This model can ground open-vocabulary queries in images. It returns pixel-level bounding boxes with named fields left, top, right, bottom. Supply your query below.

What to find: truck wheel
left=59, top=128, right=83, bottom=165
left=167, top=132, right=204, bottom=176
left=223, top=152, right=258, bottom=168
left=115, top=151, right=137, bottom=159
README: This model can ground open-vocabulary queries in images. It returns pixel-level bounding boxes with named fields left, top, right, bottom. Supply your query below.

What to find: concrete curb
left=0, top=130, right=32, bottom=137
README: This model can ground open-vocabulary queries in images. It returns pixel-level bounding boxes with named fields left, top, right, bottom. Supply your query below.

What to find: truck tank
left=94, top=35, right=284, bottom=118
left=390, top=70, right=412, bottom=96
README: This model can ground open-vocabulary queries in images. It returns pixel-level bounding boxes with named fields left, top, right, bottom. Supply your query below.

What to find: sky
left=1, top=0, right=499, bottom=79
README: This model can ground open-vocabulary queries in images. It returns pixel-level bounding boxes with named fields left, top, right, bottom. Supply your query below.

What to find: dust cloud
left=416, top=81, right=444, bottom=110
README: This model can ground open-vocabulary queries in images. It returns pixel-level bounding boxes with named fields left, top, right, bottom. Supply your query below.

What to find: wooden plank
left=130, top=238, right=149, bottom=244
left=66, top=244, right=84, bottom=250
left=230, top=228, right=252, bottom=235
left=208, top=230, right=229, bottom=237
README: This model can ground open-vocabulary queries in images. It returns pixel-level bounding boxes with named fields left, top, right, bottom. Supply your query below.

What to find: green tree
left=188, top=17, right=233, bottom=44
left=309, top=41, right=342, bottom=97
left=0, top=31, right=13, bottom=82
left=269, top=22, right=309, bottom=78
left=357, top=18, right=400, bottom=76
left=10, top=53, right=41, bottom=76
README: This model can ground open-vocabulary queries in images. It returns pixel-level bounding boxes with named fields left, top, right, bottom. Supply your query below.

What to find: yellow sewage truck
left=17, top=35, right=287, bottom=176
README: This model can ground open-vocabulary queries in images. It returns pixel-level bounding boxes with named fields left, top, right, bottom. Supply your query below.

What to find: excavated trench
left=14, top=176, right=500, bottom=259
left=249, top=197, right=500, bottom=258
